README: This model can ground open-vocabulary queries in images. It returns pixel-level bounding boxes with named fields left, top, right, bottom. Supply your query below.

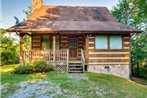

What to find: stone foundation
left=87, top=65, right=130, bottom=79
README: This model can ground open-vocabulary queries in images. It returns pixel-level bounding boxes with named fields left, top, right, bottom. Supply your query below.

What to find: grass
left=1, top=64, right=147, bottom=98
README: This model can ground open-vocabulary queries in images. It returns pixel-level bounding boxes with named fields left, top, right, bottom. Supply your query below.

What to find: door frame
left=68, top=38, right=78, bottom=59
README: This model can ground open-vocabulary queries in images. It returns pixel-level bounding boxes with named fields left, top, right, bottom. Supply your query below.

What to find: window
left=110, top=36, right=122, bottom=49
left=95, top=35, right=108, bottom=49
left=42, top=35, right=52, bottom=50
left=69, top=39, right=77, bottom=49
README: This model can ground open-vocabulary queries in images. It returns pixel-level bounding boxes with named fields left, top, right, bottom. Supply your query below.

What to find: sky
left=1, top=0, right=119, bottom=29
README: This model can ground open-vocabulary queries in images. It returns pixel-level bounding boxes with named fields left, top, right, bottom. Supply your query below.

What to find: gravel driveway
left=1, top=73, right=89, bottom=98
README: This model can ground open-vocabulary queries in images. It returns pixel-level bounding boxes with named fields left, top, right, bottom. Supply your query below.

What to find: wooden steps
left=68, top=62, right=84, bottom=73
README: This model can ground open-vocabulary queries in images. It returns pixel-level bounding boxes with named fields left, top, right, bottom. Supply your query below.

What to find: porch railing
left=20, top=49, right=69, bottom=65
left=81, top=49, right=85, bottom=72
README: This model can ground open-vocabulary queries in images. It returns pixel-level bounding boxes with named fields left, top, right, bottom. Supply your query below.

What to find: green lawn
left=1, top=64, right=147, bottom=98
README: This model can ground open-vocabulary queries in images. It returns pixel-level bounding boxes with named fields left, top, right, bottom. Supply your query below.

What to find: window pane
left=95, top=35, right=108, bottom=49
left=69, top=39, right=77, bottom=48
left=110, top=36, right=122, bottom=49
left=42, top=35, right=52, bottom=50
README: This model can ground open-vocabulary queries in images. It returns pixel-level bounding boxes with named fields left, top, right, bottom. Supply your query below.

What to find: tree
left=131, top=32, right=147, bottom=77
left=0, top=6, right=32, bottom=65
left=22, top=6, right=32, bottom=51
left=112, top=0, right=147, bottom=30
left=0, top=29, right=19, bottom=65
left=111, top=0, right=147, bottom=78
left=23, top=6, right=32, bottom=19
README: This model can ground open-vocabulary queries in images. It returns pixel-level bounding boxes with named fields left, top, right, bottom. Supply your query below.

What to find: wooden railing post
left=67, top=49, right=69, bottom=72
left=81, top=49, right=85, bottom=72
left=53, top=34, right=56, bottom=65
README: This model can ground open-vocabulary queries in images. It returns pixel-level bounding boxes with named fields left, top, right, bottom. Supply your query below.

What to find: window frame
left=41, top=34, right=53, bottom=50
left=109, top=35, right=123, bottom=49
left=95, top=35, right=108, bottom=49
left=94, top=35, right=123, bottom=50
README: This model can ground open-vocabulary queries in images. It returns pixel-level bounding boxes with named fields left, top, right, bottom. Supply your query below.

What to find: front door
left=69, top=38, right=78, bottom=60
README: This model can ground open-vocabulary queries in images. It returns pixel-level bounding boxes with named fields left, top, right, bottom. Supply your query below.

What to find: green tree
left=0, top=29, right=19, bottom=65
left=22, top=6, right=32, bottom=51
left=23, top=6, right=32, bottom=19
left=111, top=0, right=147, bottom=78
left=112, top=0, right=147, bottom=30
left=131, top=33, right=147, bottom=77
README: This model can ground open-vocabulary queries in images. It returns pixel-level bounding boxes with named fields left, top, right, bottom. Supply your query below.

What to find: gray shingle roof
left=6, top=5, right=142, bottom=33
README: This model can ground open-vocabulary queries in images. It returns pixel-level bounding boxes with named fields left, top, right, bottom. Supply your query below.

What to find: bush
left=0, top=29, right=19, bottom=66
left=12, top=65, right=33, bottom=74
left=33, top=60, right=54, bottom=72
left=12, top=60, right=54, bottom=74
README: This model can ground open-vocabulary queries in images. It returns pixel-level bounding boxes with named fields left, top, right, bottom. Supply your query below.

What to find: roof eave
left=5, top=28, right=143, bottom=33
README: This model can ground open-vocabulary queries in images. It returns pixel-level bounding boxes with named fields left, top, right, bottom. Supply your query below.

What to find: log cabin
left=6, top=0, right=142, bottom=78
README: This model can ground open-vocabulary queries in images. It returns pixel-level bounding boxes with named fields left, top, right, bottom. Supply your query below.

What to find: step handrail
left=81, top=49, right=85, bottom=72
left=67, top=49, right=69, bottom=71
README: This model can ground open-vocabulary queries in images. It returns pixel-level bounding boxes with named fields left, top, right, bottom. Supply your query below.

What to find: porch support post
left=85, top=34, right=89, bottom=64
left=20, top=33, right=24, bottom=65
left=53, top=34, right=56, bottom=64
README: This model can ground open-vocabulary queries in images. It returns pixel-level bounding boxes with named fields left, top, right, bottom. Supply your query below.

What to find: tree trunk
left=136, top=62, right=140, bottom=76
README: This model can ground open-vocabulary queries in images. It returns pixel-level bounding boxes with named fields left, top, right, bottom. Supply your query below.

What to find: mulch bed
left=131, top=77, right=147, bottom=85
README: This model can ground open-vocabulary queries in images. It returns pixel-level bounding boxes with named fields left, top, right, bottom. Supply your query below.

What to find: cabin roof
left=6, top=5, right=142, bottom=33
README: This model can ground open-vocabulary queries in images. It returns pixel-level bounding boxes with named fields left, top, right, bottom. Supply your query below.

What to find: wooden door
left=69, top=38, right=78, bottom=58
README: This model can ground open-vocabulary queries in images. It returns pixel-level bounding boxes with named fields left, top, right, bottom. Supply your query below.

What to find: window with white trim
left=110, top=36, right=122, bottom=49
left=95, top=35, right=108, bottom=49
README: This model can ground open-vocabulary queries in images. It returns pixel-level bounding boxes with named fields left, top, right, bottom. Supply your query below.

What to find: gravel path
left=68, top=73, right=89, bottom=80
left=7, top=81, right=65, bottom=98
left=1, top=74, right=94, bottom=98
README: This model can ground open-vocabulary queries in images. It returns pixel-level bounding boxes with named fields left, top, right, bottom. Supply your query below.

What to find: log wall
left=60, top=34, right=85, bottom=60
left=87, top=34, right=130, bottom=65
left=87, top=34, right=131, bottom=78
left=32, top=34, right=42, bottom=50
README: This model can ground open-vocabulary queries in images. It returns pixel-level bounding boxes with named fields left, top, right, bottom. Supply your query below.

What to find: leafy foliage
left=111, top=0, right=147, bottom=78
left=0, top=6, right=32, bottom=65
left=32, top=60, right=54, bottom=73
left=21, top=6, right=32, bottom=51
left=0, top=29, right=19, bottom=65
left=143, top=64, right=147, bottom=79
left=12, top=60, right=54, bottom=74
left=131, top=33, right=147, bottom=64
left=22, top=35, right=32, bottom=51
left=12, top=65, right=33, bottom=74
left=23, top=6, right=32, bottom=19
left=131, top=32, right=147, bottom=78
left=111, top=0, right=147, bottom=30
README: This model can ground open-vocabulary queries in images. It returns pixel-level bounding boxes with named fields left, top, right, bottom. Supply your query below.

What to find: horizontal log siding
left=88, top=34, right=131, bottom=65
left=60, top=34, right=68, bottom=49
left=60, top=34, right=84, bottom=60
left=78, top=35, right=85, bottom=57
left=32, top=35, right=41, bottom=50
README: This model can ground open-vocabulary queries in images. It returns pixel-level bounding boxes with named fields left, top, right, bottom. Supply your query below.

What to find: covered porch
left=20, top=33, right=87, bottom=72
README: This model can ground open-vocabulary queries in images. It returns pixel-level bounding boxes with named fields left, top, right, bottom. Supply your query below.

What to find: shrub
left=12, top=60, right=54, bottom=74
left=0, top=29, right=19, bottom=66
left=12, top=65, right=33, bottom=74
left=32, top=60, right=54, bottom=72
